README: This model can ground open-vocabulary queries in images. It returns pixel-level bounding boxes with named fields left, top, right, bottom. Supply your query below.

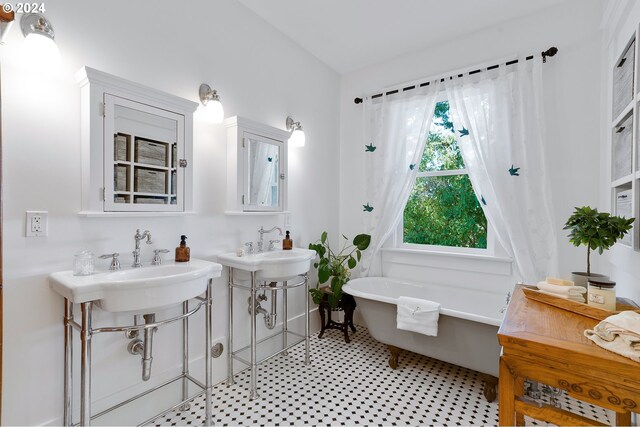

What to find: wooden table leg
left=515, top=376, right=525, bottom=426
left=499, top=357, right=516, bottom=426
left=616, top=411, right=631, bottom=427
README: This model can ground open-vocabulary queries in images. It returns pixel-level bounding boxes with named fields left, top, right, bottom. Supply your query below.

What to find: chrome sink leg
left=80, top=301, right=93, bottom=426
left=282, top=280, right=288, bottom=356
left=249, top=271, right=260, bottom=400
left=227, top=267, right=235, bottom=386
left=64, top=299, right=73, bottom=427
left=205, top=278, right=213, bottom=426
left=180, top=300, right=190, bottom=411
left=304, top=274, right=310, bottom=365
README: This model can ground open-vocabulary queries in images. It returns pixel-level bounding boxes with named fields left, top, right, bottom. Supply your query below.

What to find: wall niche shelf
left=610, top=32, right=638, bottom=249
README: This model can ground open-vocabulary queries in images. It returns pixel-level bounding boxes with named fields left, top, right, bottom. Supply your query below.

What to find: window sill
left=381, top=247, right=513, bottom=276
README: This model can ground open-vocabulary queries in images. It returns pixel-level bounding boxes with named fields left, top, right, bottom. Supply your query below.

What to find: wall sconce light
left=286, top=116, right=305, bottom=147
left=199, top=83, right=224, bottom=124
left=0, top=6, right=15, bottom=44
left=20, top=13, right=61, bottom=67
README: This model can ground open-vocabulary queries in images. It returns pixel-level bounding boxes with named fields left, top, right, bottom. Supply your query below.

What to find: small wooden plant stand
left=318, top=288, right=357, bottom=343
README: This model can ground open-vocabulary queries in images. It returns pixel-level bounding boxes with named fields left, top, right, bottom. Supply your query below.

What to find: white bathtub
left=343, top=277, right=505, bottom=401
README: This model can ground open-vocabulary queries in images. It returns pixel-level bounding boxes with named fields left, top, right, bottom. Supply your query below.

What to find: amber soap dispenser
left=175, top=235, right=190, bottom=262
left=283, top=230, right=293, bottom=250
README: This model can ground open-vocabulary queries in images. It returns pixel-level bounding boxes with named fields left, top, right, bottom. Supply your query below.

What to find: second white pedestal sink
left=217, top=248, right=315, bottom=281
left=49, top=258, right=222, bottom=313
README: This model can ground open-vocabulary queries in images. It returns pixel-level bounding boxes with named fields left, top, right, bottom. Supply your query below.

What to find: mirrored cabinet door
left=103, top=94, right=185, bottom=212
left=244, top=133, right=282, bottom=211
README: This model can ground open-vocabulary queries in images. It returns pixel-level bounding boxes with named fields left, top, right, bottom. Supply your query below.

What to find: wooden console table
left=498, top=285, right=639, bottom=426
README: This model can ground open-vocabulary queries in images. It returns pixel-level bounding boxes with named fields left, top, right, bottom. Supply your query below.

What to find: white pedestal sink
left=48, top=258, right=222, bottom=426
left=217, top=248, right=315, bottom=281
left=50, top=258, right=222, bottom=313
left=217, top=248, right=315, bottom=400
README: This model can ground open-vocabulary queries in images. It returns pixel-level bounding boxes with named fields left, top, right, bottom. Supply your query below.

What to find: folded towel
left=590, top=321, right=640, bottom=350
left=545, top=277, right=575, bottom=286
left=585, top=311, right=640, bottom=362
left=397, top=296, right=440, bottom=337
left=537, top=281, right=586, bottom=296
left=604, top=311, right=640, bottom=336
left=537, top=289, right=585, bottom=303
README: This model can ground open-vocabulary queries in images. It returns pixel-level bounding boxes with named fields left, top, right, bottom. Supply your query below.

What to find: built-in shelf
left=613, top=100, right=634, bottom=127
left=612, top=175, right=633, bottom=188
left=610, top=31, right=639, bottom=250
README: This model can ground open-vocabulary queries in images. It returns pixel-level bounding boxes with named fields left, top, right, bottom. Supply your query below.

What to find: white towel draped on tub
left=397, top=296, right=441, bottom=336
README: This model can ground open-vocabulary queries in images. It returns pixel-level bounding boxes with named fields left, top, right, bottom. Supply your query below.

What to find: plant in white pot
left=563, top=206, right=634, bottom=286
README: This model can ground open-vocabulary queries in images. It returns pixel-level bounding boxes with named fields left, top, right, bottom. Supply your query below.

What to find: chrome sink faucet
left=133, top=229, right=153, bottom=268
left=257, top=226, right=283, bottom=252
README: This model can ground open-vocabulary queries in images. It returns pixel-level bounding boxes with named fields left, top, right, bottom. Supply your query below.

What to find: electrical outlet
left=26, top=211, right=48, bottom=237
left=284, top=213, right=292, bottom=227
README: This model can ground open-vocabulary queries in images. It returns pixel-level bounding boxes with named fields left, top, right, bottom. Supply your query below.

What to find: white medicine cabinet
left=224, top=116, right=289, bottom=213
left=76, top=67, right=198, bottom=215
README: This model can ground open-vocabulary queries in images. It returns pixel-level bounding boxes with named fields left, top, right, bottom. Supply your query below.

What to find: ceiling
left=239, top=0, right=574, bottom=74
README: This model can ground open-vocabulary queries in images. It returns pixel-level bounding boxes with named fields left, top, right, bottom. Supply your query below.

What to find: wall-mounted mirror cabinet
left=76, top=67, right=198, bottom=215
left=225, top=116, right=289, bottom=213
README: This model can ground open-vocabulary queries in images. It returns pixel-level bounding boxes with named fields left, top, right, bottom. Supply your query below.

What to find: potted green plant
left=308, top=231, right=371, bottom=308
left=563, top=206, right=634, bottom=286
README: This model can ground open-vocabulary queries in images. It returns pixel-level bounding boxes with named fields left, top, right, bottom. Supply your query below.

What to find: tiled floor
left=154, top=326, right=612, bottom=426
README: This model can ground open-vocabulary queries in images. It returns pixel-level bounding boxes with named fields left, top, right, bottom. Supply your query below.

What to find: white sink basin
left=49, top=259, right=222, bottom=313
left=217, top=248, right=315, bottom=281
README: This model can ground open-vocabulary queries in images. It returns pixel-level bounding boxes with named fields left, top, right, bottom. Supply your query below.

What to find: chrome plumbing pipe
left=141, top=314, right=155, bottom=381
left=268, top=282, right=278, bottom=329
left=247, top=282, right=278, bottom=330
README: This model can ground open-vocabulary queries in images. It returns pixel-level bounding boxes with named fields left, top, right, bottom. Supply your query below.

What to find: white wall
left=600, top=0, right=640, bottom=303
left=1, top=1, right=340, bottom=424
left=339, top=0, right=603, bottom=295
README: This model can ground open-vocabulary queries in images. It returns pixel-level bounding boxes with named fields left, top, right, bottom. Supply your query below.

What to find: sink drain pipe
left=127, top=313, right=156, bottom=381
left=247, top=282, right=278, bottom=329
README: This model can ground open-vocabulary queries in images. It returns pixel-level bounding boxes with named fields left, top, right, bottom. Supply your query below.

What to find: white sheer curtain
left=361, top=81, right=440, bottom=276
left=445, top=58, right=557, bottom=283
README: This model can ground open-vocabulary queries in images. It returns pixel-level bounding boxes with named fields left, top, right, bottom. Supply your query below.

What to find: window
left=401, top=99, right=489, bottom=251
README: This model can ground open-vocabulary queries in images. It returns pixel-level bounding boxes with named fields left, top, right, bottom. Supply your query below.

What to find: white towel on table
left=397, top=296, right=440, bottom=337
left=537, top=289, right=586, bottom=303
left=585, top=311, right=640, bottom=363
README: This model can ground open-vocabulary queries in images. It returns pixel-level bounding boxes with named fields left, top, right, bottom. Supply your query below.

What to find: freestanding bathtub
left=343, top=277, right=506, bottom=402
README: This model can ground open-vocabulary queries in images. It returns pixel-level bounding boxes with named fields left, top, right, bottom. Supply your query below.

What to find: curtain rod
left=353, top=46, right=558, bottom=104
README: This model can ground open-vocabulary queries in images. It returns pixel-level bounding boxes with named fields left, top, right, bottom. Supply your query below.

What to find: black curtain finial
left=542, top=46, right=558, bottom=63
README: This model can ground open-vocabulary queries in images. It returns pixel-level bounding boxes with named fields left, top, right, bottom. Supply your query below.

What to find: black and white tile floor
left=154, top=326, right=612, bottom=426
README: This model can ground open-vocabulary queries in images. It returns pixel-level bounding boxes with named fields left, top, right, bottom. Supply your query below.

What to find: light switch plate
left=284, top=213, right=292, bottom=227
left=26, top=211, right=48, bottom=237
